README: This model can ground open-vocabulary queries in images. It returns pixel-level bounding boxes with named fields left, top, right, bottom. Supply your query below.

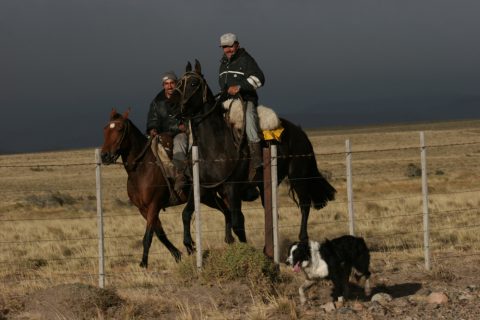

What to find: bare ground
left=2, top=253, right=479, bottom=319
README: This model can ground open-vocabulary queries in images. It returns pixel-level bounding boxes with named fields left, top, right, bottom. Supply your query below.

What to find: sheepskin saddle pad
left=222, top=99, right=281, bottom=132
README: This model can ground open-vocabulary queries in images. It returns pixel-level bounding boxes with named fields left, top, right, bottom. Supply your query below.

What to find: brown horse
left=100, top=109, right=233, bottom=267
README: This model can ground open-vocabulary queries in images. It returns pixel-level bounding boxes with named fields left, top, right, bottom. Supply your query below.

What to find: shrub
left=25, top=192, right=76, bottom=207
left=176, top=243, right=279, bottom=291
left=406, top=163, right=421, bottom=178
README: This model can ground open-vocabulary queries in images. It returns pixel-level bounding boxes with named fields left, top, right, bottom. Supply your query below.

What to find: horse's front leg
left=153, top=219, right=182, bottom=262
left=140, top=225, right=154, bottom=268
left=182, top=199, right=196, bottom=254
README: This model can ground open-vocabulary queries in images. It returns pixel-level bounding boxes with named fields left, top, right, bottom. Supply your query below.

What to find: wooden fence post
left=271, top=145, right=279, bottom=264
left=420, top=132, right=431, bottom=270
left=346, top=139, right=355, bottom=236
left=263, top=144, right=274, bottom=259
left=95, top=148, right=105, bottom=288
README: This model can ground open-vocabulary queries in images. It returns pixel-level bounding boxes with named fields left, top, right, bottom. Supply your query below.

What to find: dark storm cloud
left=1, top=0, right=480, bottom=154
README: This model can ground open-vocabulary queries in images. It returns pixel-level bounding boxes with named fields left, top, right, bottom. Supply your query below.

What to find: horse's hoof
left=225, top=236, right=235, bottom=244
left=173, top=251, right=182, bottom=263
left=186, top=245, right=196, bottom=255
left=139, top=261, right=148, bottom=268
left=184, top=241, right=196, bottom=255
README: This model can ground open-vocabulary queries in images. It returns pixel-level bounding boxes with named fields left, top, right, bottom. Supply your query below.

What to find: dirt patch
left=18, top=283, right=123, bottom=319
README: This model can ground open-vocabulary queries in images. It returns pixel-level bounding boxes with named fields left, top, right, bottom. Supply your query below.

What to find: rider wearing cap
left=218, top=33, right=265, bottom=181
left=146, top=71, right=188, bottom=201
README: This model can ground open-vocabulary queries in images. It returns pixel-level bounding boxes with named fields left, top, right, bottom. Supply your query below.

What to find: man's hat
left=220, top=33, right=238, bottom=47
left=162, top=71, right=177, bottom=83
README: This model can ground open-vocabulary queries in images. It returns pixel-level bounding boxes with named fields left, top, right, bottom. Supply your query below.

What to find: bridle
left=174, top=72, right=221, bottom=123
left=175, top=72, right=207, bottom=111
left=104, top=118, right=130, bottom=162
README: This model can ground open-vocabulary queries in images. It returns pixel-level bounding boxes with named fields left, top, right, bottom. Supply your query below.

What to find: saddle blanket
left=223, top=99, right=283, bottom=141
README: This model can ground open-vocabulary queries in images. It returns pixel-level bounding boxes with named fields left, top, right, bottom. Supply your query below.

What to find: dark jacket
left=219, top=48, right=265, bottom=104
left=146, top=90, right=182, bottom=136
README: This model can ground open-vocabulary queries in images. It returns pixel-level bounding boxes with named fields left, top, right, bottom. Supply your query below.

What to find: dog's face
left=286, top=241, right=311, bottom=272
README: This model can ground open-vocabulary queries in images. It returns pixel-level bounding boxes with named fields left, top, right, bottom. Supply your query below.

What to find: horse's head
left=172, top=60, right=211, bottom=118
left=100, top=108, right=131, bottom=164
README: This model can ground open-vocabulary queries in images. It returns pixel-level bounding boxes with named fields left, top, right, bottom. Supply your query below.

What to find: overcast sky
left=1, top=0, right=480, bottom=154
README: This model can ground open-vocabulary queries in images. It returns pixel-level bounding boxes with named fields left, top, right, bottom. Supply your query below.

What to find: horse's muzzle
left=100, top=151, right=117, bottom=165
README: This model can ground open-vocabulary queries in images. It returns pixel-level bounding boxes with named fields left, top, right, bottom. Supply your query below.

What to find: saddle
left=150, top=134, right=185, bottom=205
left=222, top=99, right=284, bottom=145
left=150, top=134, right=175, bottom=178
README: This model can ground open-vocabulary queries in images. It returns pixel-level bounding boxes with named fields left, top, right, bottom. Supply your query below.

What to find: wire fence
left=1, top=132, right=479, bottom=289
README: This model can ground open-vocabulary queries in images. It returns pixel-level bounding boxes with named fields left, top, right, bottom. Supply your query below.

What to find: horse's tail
left=282, top=118, right=336, bottom=209
left=308, top=158, right=336, bottom=209
left=287, top=153, right=336, bottom=209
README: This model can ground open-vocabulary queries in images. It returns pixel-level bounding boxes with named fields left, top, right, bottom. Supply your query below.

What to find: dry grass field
left=1, top=119, right=480, bottom=319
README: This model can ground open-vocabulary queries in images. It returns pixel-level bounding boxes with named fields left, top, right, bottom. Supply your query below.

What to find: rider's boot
left=174, top=169, right=188, bottom=202
left=173, top=157, right=188, bottom=202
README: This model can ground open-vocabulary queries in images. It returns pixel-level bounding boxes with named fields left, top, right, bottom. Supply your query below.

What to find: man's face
left=163, top=79, right=176, bottom=98
left=222, top=43, right=239, bottom=60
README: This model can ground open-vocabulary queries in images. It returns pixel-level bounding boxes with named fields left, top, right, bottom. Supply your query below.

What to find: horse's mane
left=111, top=113, right=123, bottom=120
left=112, top=112, right=147, bottom=144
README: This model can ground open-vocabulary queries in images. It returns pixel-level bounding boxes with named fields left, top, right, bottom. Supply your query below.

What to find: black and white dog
left=286, top=235, right=371, bottom=305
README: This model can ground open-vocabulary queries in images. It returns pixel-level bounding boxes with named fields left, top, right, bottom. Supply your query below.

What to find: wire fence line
left=2, top=139, right=479, bottom=169
left=3, top=206, right=478, bottom=247
left=1, top=132, right=479, bottom=287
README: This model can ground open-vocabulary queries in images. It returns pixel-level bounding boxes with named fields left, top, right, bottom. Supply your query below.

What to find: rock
left=371, top=293, right=393, bottom=305
left=457, top=293, right=474, bottom=301
left=427, top=292, right=448, bottom=304
left=368, top=302, right=387, bottom=316
left=337, top=307, right=352, bottom=314
left=408, top=294, right=426, bottom=304
left=467, top=285, right=477, bottom=292
left=352, top=301, right=364, bottom=312
left=416, top=287, right=432, bottom=296
left=321, top=302, right=336, bottom=313
left=394, top=297, right=409, bottom=307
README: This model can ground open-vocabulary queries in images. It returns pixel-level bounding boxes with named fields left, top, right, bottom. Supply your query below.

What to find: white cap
left=220, top=33, right=237, bottom=47
left=162, top=71, right=177, bottom=83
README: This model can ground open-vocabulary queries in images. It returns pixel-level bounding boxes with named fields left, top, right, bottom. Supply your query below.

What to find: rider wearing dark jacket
left=219, top=48, right=265, bottom=105
left=146, top=71, right=188, bottom=201
left=146, top=92, right=183, bottom=137
left=218, top=33, right=265, bottom=181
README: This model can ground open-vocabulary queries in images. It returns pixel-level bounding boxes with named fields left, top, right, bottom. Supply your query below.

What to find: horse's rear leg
left=202, top=192, right=234, bottom=244
left=299, top=203, right=311, bottom=242
left=182, top=200, right=196, bottom=254
left=232, top=210, right=246, bottom=242
left=226, top=189, right=246, bottom=242
left=294, top=184, right=312, bottom=242
left=154, top=219, right=182, bottom=262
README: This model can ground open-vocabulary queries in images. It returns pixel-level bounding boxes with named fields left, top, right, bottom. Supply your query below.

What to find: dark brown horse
left=172, top=61, right=336, bottom=251
left=100, top=109, right=233, bottom=267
